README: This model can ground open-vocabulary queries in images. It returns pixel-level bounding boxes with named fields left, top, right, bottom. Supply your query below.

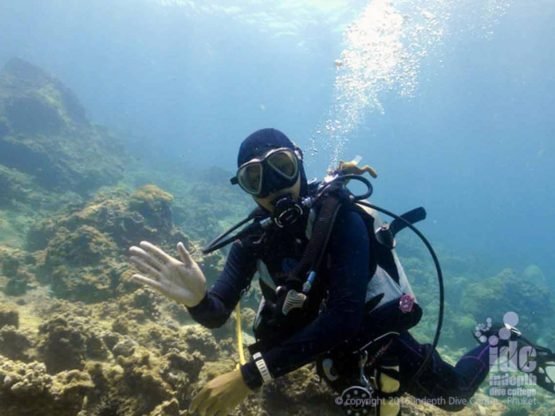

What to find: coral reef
left=0, top=245, right=38, bottom=295
left=21, top=186, right=223, bottom=303
left=0, top=305, right=34, bottom=362
left=461, top=267, right=553, bottom=340
left=261, top=365, right=337, bottom=415
left=0, top=325, right=34, bottom=362
left=2, top=58, right=553, bottom=416
left=0, top=357, right=93, bottom=416
left=38, top=315, right=98, bottom=373
left=0, top=305, right=19, bottom=329
left=0, top=298, right=238, bottom=416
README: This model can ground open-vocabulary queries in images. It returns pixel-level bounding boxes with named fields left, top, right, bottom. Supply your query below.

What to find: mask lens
left=238, top=163, right=262, bottom=194
left=268, top=150, right=298, bottom=179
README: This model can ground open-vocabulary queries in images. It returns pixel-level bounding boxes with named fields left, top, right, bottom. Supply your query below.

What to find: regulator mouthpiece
left=272, top=195, right=304, bottom=228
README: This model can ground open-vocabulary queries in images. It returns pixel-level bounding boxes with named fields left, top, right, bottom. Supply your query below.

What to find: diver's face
left=253, top=176, right=301, bottom=213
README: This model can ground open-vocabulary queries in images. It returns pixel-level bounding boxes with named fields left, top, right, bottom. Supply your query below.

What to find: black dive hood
left=202, top=172, right=444, bottom=389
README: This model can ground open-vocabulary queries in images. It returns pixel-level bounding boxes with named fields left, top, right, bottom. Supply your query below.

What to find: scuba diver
left=129, top=128, right=555, bottom=416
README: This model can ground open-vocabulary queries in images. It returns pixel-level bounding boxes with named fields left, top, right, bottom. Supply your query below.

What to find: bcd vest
left=248, top=199, right=422, bottom=354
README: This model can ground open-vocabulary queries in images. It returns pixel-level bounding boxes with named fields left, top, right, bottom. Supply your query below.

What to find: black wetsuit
left=188, top=206, right=491, bottom=411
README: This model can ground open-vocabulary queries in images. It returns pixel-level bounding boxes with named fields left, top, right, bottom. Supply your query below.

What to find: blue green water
left=1, top=0, right=553, bottom=278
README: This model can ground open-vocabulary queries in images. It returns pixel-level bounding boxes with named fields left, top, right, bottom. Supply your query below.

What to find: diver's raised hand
left=129, top=241, right=206, bottom=307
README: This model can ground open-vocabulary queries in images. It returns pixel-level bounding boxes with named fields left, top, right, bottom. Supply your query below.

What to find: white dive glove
left=129, top=241, right=207, bottom=307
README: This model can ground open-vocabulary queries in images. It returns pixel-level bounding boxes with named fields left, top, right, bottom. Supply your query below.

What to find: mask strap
left=294, top=146, right=303, bottom=161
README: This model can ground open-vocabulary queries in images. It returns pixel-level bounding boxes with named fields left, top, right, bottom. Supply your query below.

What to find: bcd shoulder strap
left=285, top=190, right=346, bottom=291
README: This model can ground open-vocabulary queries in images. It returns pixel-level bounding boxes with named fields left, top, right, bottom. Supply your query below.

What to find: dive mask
left=231, top=147, right=300, bottom=197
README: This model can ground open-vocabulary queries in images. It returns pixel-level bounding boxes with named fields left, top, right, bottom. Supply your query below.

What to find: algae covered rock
left=0, top=326, right=34, bottom=362
left=0, top=356, right=93, bottom=416
left=130, top=184, right=174, bottom=234
left=0, top=305, right=33, bottom=361
left=0, top=306, right=34, bottom=361
left=83, top=345, right=175, bottom=416
left=21, top=182, right=228, bottom=302
left=37, top=314, right=110, bottom=374
left=38, top=316, right=88, bottom=373
left=181, top=324, right=221, bottom=361
left=262, top=365, right=337, bottom=415
left=0, top=165, right=37, bottom=207
left=0, top=359, right=52, bottom=397
left=0, top=58, right=87, bottom=133
left=0, top=245, right=38, bottom=296
left=0, top=305, right=18, bottom=328
left=43, top=225, right=121, bottom=302
left=28, top=186, right=195, bottom=302
left=0, top=58, right=125, bottom=194
left=29, top=187, right=189, bottom=251
left=148, top=399, right=182, bottom=416
left=461, top=267, right=553, bottom=339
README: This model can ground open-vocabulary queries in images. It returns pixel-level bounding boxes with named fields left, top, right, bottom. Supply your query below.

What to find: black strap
left=202, top=207, right=267, bottom=254
left=285, top=193, right=344, bottom=289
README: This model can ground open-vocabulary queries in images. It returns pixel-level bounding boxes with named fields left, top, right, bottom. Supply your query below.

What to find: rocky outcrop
left=0, top=357, right=94, bottom=416
left=22, top=185, right=216, bottom=303
left=0, top=326, right=34, bottom=362
left=0, top=58, right=125, bottom=194
left=0, top=305, right=18, bottom=329
left=0, top=246, right=38, bottom=296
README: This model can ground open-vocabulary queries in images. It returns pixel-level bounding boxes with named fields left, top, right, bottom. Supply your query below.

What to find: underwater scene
left=0, top=1, right=554, bottom=415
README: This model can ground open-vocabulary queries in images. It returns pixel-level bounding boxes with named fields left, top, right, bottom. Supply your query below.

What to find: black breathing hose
left=202, top=215, right=255, bottom=254
left=355, top=199, right=445, bottom=386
